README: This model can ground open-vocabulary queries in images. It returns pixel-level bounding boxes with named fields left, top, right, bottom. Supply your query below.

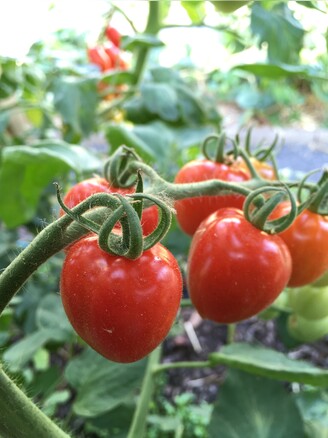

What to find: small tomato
left=288, top=313, right=328, bottom=343
left=187, top=208, right=292, bottom=323
left=60, top=236, right=182, bottom=363
left=174, top=159, right=249, bottom=235
left=288, top=285, right=328, bottom=321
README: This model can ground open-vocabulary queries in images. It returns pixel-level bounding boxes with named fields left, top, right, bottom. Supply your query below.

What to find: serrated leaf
left=251, top=3, right=304, bottom=64
left=210, top=343, right=328, bottom=386
left=52, top=76, right=99, bottom=139
left=208, top=369, right=305, bottom=438
left=141, top=83, right=180, bottom=122
left=65, top=347, right=146, bottom=417
left=0, top=141, right=101, bottom=227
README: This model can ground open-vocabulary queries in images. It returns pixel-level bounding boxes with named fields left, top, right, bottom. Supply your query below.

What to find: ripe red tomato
left=60, top=236, right=182, bottom=363
left=272, top=203, right=328, bottom=287
left=187, top=208, right=292, bottom=323
left=236, top=156, right=276, bottom=181
left=87, top=46, right=112, bottom=72
left=174, top=160, right=249, bottom=235
left=105, top=26, right=121, bottom=48
left=104, top=44, right=128, bottom=70
left=59, top=177, right=158, bottom=236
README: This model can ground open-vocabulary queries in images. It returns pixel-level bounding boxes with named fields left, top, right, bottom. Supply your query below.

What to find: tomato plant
left=60, top=235, right=182, bottom=363
left=104, top=44, right=128, bottom=70
left=60, top=177, right=158, bottom=236
left=236, top=156, right=276, bottom=180
left=288, top=285, right=328, bottom=321
left=272, top=203, right=328, bottom=287
left=187, top=208, right=292, bottom=323
left=288, top=313, right=328, bottom=343
left=174, top=160, right=249, bottom=235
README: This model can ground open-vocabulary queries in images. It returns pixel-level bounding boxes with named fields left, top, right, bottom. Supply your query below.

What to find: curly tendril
left=104, top=145, right=142, bottom=188
left=55, top=183, right=172, bottom=260
left=202, top=132, right=239, bottom=163
left=297, top=168, right=328, bottom=215
left=244, top=184, right=297, bottom=234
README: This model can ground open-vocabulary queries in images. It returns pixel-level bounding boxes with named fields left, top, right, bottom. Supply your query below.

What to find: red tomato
left=187, top=208, right=292, bottom=323
left=104, top=44, right=128, bottom=70
left=105, top=26, right=121, bottom=48
left=60, top=236, right=182, bottom=363
left=87, top=46, right=113, bottom=72
left=272, top=203, right=328, bottom=287
left=236, top=156, right=276, bottom=181
left=59, top=177, right=158, bottom=237
left=174, top=160, right=250, bottom=235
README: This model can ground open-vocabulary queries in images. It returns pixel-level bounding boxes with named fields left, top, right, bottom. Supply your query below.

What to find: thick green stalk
left=0, top=367, right=70, bottom=438
left=127, top=346, right=162, bottom=438
left=0, top=208, right=108, bottom=316
left=133, top=1, right=161, bottom=85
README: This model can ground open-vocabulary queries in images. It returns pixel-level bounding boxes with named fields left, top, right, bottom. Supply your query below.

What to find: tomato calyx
left=55, top=177, right=172, bottom=260
left=234, top=126, right=280, bottom=180
left=297, top=167, right=328, bottom=216
left=244, top=184, right=297, bottom=233
left=104, top=145, right=142, bottom=188
left=202, top=132, right=239, bottom=165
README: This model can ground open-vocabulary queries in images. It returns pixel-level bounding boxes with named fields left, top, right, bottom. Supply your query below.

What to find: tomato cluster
left=59, top=146, right=328, bottom=363
left=87, top=25, right=128, bottom=72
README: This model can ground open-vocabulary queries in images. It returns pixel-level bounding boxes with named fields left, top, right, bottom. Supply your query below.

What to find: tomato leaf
left=208, top=369, right=305, bottom=438
left=294, top=388, right=328, bottom=438
left=122, top=34, right=164, bottom=51
left=250, top=3, right=304, bottom=64
left=210, top=343, right=328, bottom=386
left=51, top=76, right=99, bottom=141
left=65, top=347, right=146, bottom=417
left=141, top=83, right=180, bottom=122
left=0, top=141, right=101, bottom=227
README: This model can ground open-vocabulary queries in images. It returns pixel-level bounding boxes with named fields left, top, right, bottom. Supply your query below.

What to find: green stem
left=227, top=324, right=236, bottom=344
left=127, top=346, right=162, bottom=438
left=0, top=366, right=70, bottom=438
left=153, top=360, right=212, bottom=374
left=132, top=1, right=161, bottom=85
left=0, top=208, right=108, bottom=316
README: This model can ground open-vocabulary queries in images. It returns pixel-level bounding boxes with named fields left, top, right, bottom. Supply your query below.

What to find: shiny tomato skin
left=59, top=177, right=158, bottom=236
left=272, top=203, right=328, bottom=287
left=61, top=236, right=182, bottom=363
left=187, top=208, right=292, bottom=323
left=174, top=159, right=249, bottom=235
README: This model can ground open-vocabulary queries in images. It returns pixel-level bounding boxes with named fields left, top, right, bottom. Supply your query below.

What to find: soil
left=162, top=308, right=328, bottom=404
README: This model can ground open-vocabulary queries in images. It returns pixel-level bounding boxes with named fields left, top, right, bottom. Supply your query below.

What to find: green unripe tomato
left=287, top=313, right=328, bottom=343
left=210, top=0, right=250, bottom=13
left=258, top=290, right=289, bottom=320
left=288, top=286, right=328, bottom=320
left=312, top=270, right=328, bottom=288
